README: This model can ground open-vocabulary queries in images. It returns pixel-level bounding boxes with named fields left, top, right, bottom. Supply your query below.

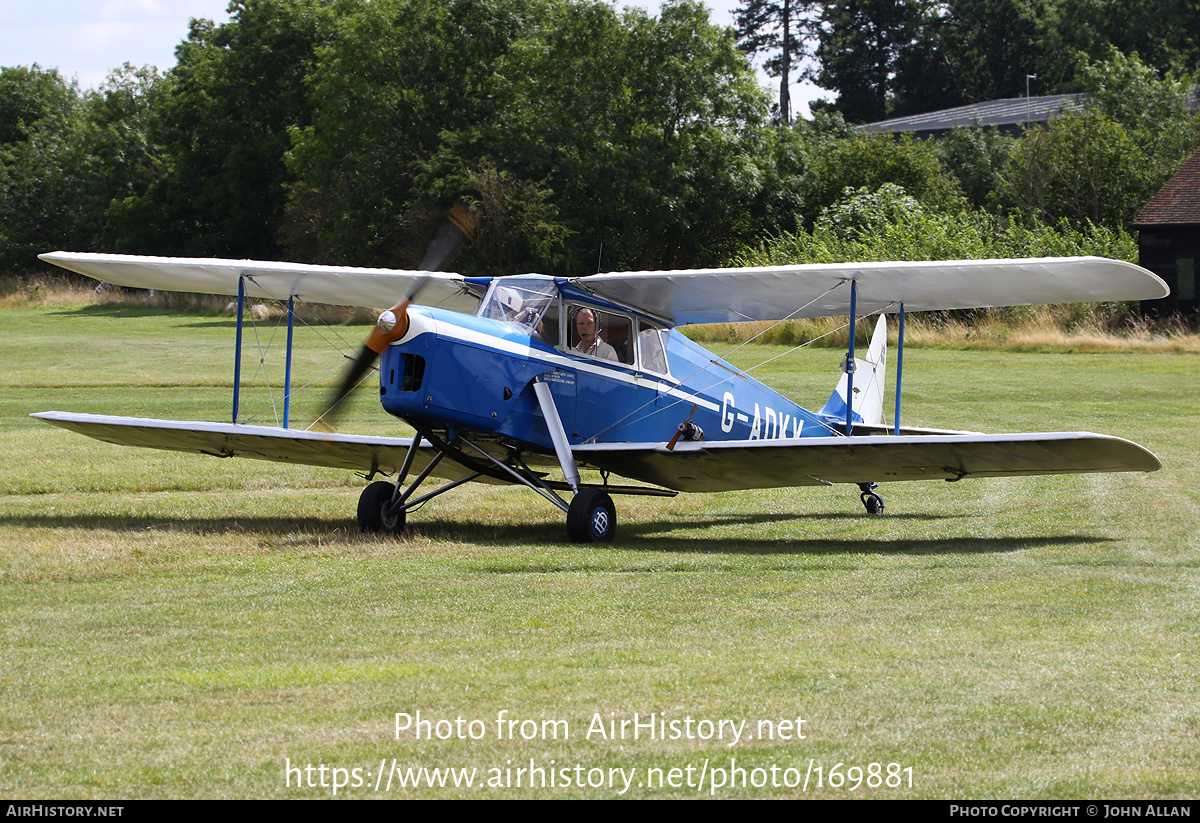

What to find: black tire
left=566, top=488, right=616, bottom=544
left=862, top=492, right=884, bottom=515
left=358, top=481, right=406, bottom=535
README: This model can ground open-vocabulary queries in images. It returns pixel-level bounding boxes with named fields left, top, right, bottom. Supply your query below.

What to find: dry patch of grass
left=904, top=310, right=1200, bottom=354
left=10, top=274, right=1197, bottom=354
left=0, top=274, right=378, bottom=325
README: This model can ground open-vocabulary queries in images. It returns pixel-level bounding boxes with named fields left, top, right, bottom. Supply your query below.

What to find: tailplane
left=819, top=315, right=887, bottom=427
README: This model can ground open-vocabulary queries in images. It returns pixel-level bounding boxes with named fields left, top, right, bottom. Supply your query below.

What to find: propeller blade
left=666, top=405, right=700, bottom=451
left=318, top=299, right=412, bottom=427
left=317, top=204, right=472, bottom=428
left=327, top=343, right=381, bottom=415
left=419, top=203, right=475, bottom=272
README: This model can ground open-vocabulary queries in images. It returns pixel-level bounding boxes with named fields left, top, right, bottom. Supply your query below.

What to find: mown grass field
left=1, top=300, right=1198, bottom=799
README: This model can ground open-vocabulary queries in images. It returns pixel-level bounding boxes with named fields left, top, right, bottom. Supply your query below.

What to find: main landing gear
left=858, top=482, right=885, bottom=515
left=353, top=429, right=633, bottom=544
left=356, top=477, right=619, bottom=543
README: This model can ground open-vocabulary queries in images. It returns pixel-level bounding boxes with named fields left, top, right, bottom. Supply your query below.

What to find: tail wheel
left=358, top=480, right=406, bottom=535
left=861, top=491, right=885, bottom=515
left=858, top=482, right=884, bottom=515
left=567, top=488, right=616, bottom=544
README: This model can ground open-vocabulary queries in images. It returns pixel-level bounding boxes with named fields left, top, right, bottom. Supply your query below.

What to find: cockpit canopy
left=476, top=276, right=669, bottom=376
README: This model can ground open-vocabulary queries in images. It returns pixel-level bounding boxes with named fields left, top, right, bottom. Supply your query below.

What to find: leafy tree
left=933, top=0, right=1050, bottom=103
left=1003, top=109, right=1151, bottom=228
left=800, top=128, right=965, bottom=222
left=284, top=0, right=544, bottom=267
left=813, top=0, right=926, bottom=123
left=114, top=0, right=340, bottom=258
left=935, top=125, right=1015, bottom=210
left=1076, top=47, right=1200, bottom=168
left=0, top=64, right=175, bottom=270
left=286, top=0, right=774, bottom=274
left=1047, top=0, right=1200, bottom=80
left=1000, top=51, right=1200, bottom=229
left=0, top=65, right=78, bottom=146
left=0, top=66, right=83, bottom=269
left=75, top=65, right=170, bottom=251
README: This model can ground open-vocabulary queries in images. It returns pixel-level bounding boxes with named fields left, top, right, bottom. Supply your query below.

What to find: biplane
left=34, top=250, right=1167, bottom=543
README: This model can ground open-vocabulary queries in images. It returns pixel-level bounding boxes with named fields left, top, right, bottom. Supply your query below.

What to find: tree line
left=738, top=0, right=1200, bottom=125
left=2, top=0, right=1198, bottom=278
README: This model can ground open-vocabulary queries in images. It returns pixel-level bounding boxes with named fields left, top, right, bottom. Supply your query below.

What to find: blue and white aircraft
left=35, top=251, right=1167, bottom=542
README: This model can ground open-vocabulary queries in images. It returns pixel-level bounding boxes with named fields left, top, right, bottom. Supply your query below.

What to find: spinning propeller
left=319, top=204, right=474, bottom=426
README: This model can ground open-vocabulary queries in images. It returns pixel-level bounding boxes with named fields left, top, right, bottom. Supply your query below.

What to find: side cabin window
left=477, top=278, right=560, bottom=346
left=635, top=322, right=669, bottom=376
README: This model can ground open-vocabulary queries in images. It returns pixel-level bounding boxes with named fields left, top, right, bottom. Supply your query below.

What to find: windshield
left=478, top=278, right=558, bottom=330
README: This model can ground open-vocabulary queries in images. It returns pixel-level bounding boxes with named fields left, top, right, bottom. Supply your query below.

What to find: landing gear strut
left=858, top=482, right=885, bottom=515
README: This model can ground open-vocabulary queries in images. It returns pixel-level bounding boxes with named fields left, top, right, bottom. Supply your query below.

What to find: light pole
left=1026, top=74, right=1038, bottom=124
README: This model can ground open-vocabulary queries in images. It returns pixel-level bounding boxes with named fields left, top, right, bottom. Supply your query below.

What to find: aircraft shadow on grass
left=7, top=510, right=1113, bottom=557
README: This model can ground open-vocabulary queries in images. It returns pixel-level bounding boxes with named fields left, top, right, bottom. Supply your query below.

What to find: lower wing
left=31, top=412, right=1161, bottom=495
left=30, top=411, right=503, bottom=483
left=574, top=433, right=1161, bottom=492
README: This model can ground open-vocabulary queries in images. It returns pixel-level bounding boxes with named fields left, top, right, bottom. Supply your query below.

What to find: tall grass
left=1, top=273, right=379, bottom=324
left=683, top=306, right=1200, bottom=354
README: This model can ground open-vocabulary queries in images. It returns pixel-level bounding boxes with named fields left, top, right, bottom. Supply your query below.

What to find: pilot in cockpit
left=570, top=308, right=618, bottom=362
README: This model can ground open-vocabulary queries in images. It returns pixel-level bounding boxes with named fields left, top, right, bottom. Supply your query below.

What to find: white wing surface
left=39, top=252, right=481, bottom=312
left=576, top=257, right=1168, bottom=325
left=575, top=432, right=1161, bottom=492
left=30, top=412, right=500, bottom=482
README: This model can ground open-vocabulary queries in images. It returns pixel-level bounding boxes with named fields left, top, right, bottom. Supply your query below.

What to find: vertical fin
left=819, top=315, right=887, bottom=427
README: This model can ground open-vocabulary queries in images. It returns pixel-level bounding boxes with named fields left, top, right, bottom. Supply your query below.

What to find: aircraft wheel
left=358, top=480, right=406, bottom=535
left=566, top=489, right=616, bottom=544
left=861, top=491, right=885, bottom=515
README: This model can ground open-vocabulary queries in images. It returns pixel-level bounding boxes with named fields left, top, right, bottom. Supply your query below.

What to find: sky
left=1, top=0, right=827, bottom=116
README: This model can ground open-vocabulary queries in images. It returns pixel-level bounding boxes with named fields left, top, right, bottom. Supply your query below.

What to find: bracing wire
left=233, top=294, right=378, bottom=429
left=586, top=281, right=858, bottom=442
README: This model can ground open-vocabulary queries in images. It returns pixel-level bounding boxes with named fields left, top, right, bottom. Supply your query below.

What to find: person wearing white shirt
left=571, top=308, right=618, bottom=361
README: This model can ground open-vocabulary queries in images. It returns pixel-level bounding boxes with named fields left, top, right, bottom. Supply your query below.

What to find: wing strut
left=232, top=279, right=301, bottom=429
left=233, top=276, right=245, bottom=424
left=894, top=302, right=905, bottom=436
left=284, top=295, right=295, bottom=429
left=845, top=279, right=857, bottom=436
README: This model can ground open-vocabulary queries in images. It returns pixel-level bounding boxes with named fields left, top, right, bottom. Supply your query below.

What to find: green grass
left=1, top=304, right=1198, bottom=798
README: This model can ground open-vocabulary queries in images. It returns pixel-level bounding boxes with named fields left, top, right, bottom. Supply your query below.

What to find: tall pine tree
left=734, top=0, right=812, bottom=124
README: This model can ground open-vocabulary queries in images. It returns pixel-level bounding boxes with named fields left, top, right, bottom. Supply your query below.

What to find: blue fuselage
left=378, top=304, right=831, bottom=454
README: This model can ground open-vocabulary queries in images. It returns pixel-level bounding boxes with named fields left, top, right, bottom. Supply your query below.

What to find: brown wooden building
left=1133, top=148, right=1200, bottom=316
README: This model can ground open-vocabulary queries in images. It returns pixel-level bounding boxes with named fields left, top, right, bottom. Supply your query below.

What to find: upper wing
left=38, top=251, right=482, bottom=313
left=574, top=432, right=1161, bottom=492
left=574, top=257, right=1169, bottom=325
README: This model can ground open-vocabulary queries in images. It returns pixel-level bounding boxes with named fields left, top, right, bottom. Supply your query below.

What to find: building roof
left=857, top=94, right=1084, bottom=135
left=1133, top=148, right=1200, bottom=227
